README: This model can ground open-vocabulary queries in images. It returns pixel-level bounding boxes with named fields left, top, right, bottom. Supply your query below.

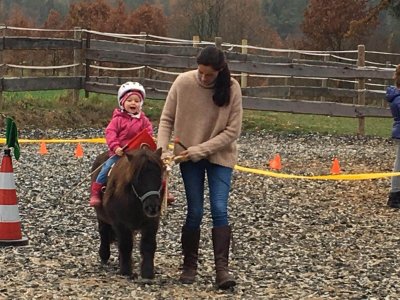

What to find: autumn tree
left=219, top=0, right=283, bottom=48
left=125, top=3, right=167, bottom=35
left=6, top=4, right=36, bottom=34
left=4, top=5, right=39, bottom=74
left=301, top=0, right=378, bottom=50
left=43, top=9, right=63, bottom=29
left=103, top=0, right=129, bottom=33
left=63, top=0, right=111, bottom=32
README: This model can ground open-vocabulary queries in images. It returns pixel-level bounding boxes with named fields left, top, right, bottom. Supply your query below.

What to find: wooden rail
left=0, top=32, right=395, bottom=127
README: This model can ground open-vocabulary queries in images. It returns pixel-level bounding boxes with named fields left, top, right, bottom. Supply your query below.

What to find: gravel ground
left=1, top=128, right=400, bottom=299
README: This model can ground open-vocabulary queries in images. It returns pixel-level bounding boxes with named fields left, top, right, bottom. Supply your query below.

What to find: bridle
left=131, top=183, right=162, bottom=203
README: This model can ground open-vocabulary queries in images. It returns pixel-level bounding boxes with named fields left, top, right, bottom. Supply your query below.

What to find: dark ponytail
left=197, top=46, right=231, bottom=107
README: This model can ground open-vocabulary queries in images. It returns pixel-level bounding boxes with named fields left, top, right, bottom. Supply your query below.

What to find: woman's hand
left=180, top=150, right=189, bottom=159
left=172, top=149, right=189, bottom=163
left=115, top=147, right=124, bottom=156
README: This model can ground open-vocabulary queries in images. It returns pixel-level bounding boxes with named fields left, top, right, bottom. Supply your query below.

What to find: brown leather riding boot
left=212, top=225, right=236, bottom=289
left=179, top=226, right=200, bottom=284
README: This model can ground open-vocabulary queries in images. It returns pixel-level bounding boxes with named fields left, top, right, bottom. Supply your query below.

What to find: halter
left=131, top=183, right=162, bottom=203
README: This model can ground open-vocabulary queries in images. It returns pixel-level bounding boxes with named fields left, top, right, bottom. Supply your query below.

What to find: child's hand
left=115, top=147, right=124, bottom=156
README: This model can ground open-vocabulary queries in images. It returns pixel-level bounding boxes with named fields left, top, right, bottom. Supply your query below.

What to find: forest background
left=2, top=0, right=400, bottom=52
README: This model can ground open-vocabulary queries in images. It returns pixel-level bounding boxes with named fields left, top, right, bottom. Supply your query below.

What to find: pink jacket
left=105, top=109, right=153, bottom=156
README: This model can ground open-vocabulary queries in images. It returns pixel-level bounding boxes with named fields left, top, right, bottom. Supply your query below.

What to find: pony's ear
left=155, top=147, right=162, bottom=157
left=140, top=143, right=151, bottom=150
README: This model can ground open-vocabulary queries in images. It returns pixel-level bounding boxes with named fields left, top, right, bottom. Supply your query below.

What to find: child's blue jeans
left=96, top=155, right=120, bottom=184
left=179, top=159, right=233, bottom=230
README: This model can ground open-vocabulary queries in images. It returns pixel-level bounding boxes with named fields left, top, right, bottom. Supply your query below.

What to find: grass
left=242, top=110, right=392, bottom=137
left=1, top=90, right=393, bottom=138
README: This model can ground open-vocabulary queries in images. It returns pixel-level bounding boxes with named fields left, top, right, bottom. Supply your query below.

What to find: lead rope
left=160, top=155, right=185, bottom=216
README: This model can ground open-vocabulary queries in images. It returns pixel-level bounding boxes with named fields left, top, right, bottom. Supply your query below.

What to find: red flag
left=123, top=128, right=157, bottom=151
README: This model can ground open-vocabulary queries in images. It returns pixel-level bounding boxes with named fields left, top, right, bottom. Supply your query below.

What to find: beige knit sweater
left=157, top=69, right=243, bottom=168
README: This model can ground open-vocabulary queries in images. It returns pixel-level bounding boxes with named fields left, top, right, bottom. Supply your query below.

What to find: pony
left=91, top=147, right=164, bottom=279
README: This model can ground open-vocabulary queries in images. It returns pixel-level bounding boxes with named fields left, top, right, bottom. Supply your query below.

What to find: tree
left=219, top=0, right=283, bottom=47
left=168, top=0, right=228, bottom=40
left=43, top=9, right=63, bottom=29
left=104, top=0, right=129, bottom=33
left=261, top=0, right=308, bottom=39
left=63, top=0, right=111, bottom=31
left=167, top=0, right=282, bottom=48
left=125, top=3, right=167, bottom=35
left=301, top=0, right=378, bottom=50
left=6, top=4, right=36, bottom=34
left=387, top=0, right=400, bottom=17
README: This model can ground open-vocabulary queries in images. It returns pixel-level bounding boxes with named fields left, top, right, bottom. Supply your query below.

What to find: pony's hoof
left=141, top=270, right=155, bottom=280
left=100, top=259, right=108, bottom=265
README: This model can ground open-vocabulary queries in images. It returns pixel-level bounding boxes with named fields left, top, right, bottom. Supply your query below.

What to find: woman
left=157, top=45, right=243, bottom=289
left=386, top=64, right=400, bottom=208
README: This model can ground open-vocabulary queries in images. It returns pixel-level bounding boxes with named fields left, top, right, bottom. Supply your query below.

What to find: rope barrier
left=0, top=138, right=106, bottom=144
left=234, top=165, right=400, bottom=181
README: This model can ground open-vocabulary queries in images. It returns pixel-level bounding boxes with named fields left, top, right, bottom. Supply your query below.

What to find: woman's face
left=197, top=64, right=219, bottom=85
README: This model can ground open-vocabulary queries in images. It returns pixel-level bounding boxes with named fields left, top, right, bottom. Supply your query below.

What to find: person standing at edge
left=386, top=64, right=400, bottom=208
left=157, top=45, right=243, bottom=289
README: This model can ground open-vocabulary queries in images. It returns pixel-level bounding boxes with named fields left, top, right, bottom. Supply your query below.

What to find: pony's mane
left=113, top=148, right=162, bottom=191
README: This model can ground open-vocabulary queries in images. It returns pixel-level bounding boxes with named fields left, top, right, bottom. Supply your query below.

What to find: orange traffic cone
left=0, top=149, right=28, bottom=246
left=39, top=142, right=48, bottom=155
left=74, top=143, right=84, bottom=158
left=330, top=157, right=341, bottom=175
left=269, top=153, right=282, bottom=171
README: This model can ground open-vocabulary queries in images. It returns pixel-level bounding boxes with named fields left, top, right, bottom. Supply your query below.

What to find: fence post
left=241, top=39, right=248, bottom=89
left=73, top=27, right=81, bottom=104
left=384, top=61, right=391, bottom=108
left=139, top=32, right=146, bottom=81
left=84, top=29, right=91, bottom=98
left=286, top=50, right=298, bottom=99
left=193, top=35, right=200, bottom=48
left=357, top=44, right=366, bottom=136
left=215, top=37, right=222, bottom=49
left=320, top=54, right=329, bottom=102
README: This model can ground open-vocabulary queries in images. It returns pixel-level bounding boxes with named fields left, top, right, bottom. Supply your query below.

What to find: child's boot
left=89, top=182, right=103, bottom=207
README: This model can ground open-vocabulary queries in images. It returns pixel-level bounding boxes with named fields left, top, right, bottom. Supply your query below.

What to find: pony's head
left=113, top=147, right=164, bottom=218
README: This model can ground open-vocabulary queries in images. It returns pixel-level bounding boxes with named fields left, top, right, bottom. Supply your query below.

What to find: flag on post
left=123, top=128, right=157, bottom=152
left=5, top=117, right=20, bottom=160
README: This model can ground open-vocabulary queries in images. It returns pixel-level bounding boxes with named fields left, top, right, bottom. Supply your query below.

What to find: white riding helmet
left=117, top=81, right=146, bottom=109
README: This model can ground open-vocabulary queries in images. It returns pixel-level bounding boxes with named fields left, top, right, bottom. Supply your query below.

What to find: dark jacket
left=386, top=85, right=400, bottom=139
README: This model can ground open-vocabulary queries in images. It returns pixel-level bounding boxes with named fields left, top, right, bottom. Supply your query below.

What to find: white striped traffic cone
left=0, top=149, right=28, bottom=246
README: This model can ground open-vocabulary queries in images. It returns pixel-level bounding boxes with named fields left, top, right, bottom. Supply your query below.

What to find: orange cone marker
left=269, top=154, right=282, bottom=171
left=74, top=143, right=84, bottom=158
left=330, top=157, right=341, bottom=175
left=39, top=142, right=48, bottom=155
left=0, top=149, right=28, bottom=246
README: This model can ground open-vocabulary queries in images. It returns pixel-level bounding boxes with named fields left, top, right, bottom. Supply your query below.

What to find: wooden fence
left=1, top=27, right=398, bottom=134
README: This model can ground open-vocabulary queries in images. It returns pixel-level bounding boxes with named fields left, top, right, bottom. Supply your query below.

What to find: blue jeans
left=96, top=155, right=120, bottom=184
left=180, top=159, right=233, bottom=230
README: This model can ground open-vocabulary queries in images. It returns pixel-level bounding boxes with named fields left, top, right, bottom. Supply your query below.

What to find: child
left=89, top=81, right=174, bottom=207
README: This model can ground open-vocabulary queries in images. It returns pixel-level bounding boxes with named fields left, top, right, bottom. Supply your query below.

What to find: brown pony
left=91, top=147, right=164, bottom=279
